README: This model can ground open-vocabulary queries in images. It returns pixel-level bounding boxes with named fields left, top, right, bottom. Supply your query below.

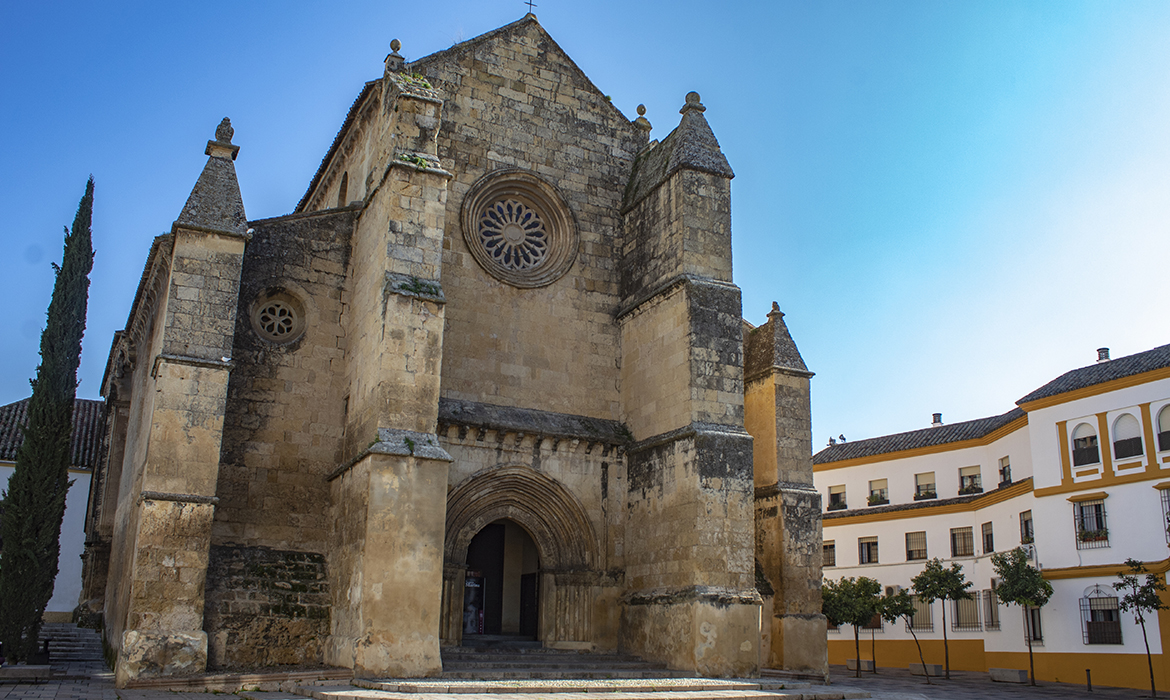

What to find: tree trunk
left=909, top=624, right=931, bottom=685
left=871, top=626, right=877, bottom=673
left=1140, top=616, right=1156, bottom=698
left=1026, top=609, right=1036, bottom=687
left=854, top=626, right=861, bottom=679
left=941, top=600, right=950, bottom=680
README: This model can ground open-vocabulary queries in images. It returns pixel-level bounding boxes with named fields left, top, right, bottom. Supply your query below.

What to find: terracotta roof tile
left=813, top=407, right=1024, bottom=465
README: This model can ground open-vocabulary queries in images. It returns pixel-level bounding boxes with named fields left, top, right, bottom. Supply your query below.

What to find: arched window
left=336, top=171, right=349, bottom=208
left=1112, top=413, right=1143, bottom=459
left=1158, top=405, right=1170, bottom=452
left=1080, top=585, right=1122, bottom=644
left=1072, top=423, right=1100, bottom=466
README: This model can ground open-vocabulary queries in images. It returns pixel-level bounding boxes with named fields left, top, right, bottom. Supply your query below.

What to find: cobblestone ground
left=826, top=664, right=1154, bottom=700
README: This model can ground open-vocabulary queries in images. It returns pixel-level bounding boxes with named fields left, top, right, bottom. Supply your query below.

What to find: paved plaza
left=0, top=662, right=1160, bottom=700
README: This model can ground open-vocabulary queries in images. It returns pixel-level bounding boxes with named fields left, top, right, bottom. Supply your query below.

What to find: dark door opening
left=464, top=519, right=540, bottom=639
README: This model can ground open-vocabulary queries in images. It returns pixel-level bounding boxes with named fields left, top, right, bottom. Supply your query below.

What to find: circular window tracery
left=461, top=170, right=578, bottom=288
left=249, top=290, right=306, bottom=345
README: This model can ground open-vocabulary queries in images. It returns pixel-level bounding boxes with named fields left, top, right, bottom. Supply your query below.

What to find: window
left=1073, top=499, right=1109, bottom=549
left=914, top=472, right=937, bottom=500
left=1025, top=606, right=1043, bottom=644
left=958, top=466, right=982, bottom=495
left=952, top=596, right=982, bottom=631
left=906, top=595, right=933, bottom=632
left=828, top=485, right=847, bottom=511
left=868, top=479, right=889, bottom=506
left=1161, top=489, right=1170, bottom=545
left=1072, top=423, right=1100, bottom=466
left=981, top=521, right=994, bottom=554
left=950, top=526, right=974, bottom=557
left=1112, top=413, right=1143, bottom=460
left=827, top=620, right=840, bottom=633
left=1019, top=510, right=1034, bottom=544
left=1080, top=586, right=1122, bottom=644
left=905, top=531, right=927, bottom=561
left=823, top=541, right=836, bottom=568
left=998, top=456, right=1012, bottom=486
left=1159, top=405, right=1170, bottom=452
left=862, top=613, right=883, bottom=630
left=859, top=536, right=879, bottom=564
left=983, top=589, right=1000, bottom=631
left=336, top=171, right=348, bottom=208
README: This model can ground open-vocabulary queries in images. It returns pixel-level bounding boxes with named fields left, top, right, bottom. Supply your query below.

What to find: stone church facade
left=78, top=15, right=826, bottom=687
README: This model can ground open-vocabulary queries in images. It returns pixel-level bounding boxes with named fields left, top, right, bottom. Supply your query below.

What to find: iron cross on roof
left=525, top=0, right=537, bottom=12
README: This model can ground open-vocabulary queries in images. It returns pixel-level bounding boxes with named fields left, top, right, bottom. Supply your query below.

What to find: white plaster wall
left=0, top=463, right=90, bottom=613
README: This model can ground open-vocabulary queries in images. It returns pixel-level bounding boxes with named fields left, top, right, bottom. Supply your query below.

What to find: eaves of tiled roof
left=813, top=407, right=1025, bottom=465
left=0, top=398, right=105, bottom=471
left=1016, top=343, right=1170, bottom=406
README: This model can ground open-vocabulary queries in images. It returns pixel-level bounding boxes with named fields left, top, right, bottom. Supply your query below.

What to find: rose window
left=478, top=200, right=549, bottom=271
left=257, top=301, right=296, bottom=338
left=461, top=170, right=578, bottom=288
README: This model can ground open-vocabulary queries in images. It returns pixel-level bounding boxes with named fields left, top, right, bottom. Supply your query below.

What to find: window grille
left=1024, top=606, right=1044, bottom=645
left=981, top=521, right=994, bottom=554
left=983, top=589, right=1000, bottom=631
left=1161, top=490, right=1170, bottom=545
left=1073, top=500, right=1109, bottom=550
left=906, top=594, right=933, bottom=632
left=952, top=596, right=981, bottom=631
left=858, top=536, right=879, bottom=564
left=950, top=527, right=974, bottom=557
left=823, top=541, right=836, bottom=568
left=862, top=612, right=883, bottom=630
left=905, top=531, right=927, bottom=561
left=827, top=620, right=840, bottom=633
left=998, top=456, right=1012, bottom=486
left=1080, top=588, right=1122, bottom=644
left=1019, top=510, right=1034, bottom=544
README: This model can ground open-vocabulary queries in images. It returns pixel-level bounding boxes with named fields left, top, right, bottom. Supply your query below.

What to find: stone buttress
left=102, top=120, right=250, bottom=686
left=617, top=92, right=760, bottom=677
left=323, top=53, right=454, bottom=678
left=744, top=304, right=828, bottom=676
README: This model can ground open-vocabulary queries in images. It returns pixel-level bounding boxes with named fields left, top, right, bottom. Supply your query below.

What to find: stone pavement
left=0, top=663, right=1160, bottom=700
left=824, top=664, right=1153, bottom=699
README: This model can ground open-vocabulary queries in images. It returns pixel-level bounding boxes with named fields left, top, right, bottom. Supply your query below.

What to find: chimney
left=1097, top=348, right=1110, bottom=363
left=931, top=413, right=943, bottom=427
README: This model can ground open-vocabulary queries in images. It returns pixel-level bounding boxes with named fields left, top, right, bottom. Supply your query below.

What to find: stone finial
left=633, top=104, right=652, bottom=134
left=215, top=118, right=234, bottom=144
left=206, top=117, right=240, bottom=160
left=386, top=39, right=405, bottom=73
left=768, top=301, right=784, bottom=319
left=680, top=91, right=706, bottom=114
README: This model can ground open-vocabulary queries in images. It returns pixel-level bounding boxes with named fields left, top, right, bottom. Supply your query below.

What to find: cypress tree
left=0, top=178, right=95, bottom=661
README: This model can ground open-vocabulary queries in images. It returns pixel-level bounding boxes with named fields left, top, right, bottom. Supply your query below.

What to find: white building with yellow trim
left=814, top=344, right=1170, bottom=690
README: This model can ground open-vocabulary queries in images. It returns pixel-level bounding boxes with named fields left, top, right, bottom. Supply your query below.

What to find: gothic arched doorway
left=463, top=519, right=540, bottom=639
left=440, top=465, right=599, bottom=648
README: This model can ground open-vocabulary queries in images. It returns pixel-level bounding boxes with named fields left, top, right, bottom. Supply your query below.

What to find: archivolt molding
left=445, top=465, right=597, bottom=572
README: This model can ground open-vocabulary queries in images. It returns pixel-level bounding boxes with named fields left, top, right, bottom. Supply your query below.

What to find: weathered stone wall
left=203, top=545, right=330, bottom=668
left=416, top=19, right=642, bottom=420
left=215, top=209, right=353, bottom=552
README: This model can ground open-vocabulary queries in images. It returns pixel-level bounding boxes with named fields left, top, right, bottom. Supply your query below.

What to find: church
left=78, top=15, right=826, bottom=686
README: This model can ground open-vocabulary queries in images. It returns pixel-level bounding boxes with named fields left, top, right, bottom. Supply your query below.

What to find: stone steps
left=37, top=622, right=104, bottom=661
left=440, top=647, right=683, bottom=680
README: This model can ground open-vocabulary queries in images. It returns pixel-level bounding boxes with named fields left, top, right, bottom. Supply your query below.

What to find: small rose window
left=250, top=290, right=306, bottom=344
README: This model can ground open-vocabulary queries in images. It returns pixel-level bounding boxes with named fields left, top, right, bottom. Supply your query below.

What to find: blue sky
left=1, top=1, right=1167, bottom=450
